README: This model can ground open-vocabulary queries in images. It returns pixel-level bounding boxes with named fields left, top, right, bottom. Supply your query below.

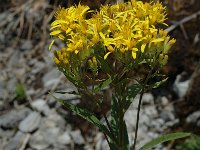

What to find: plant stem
left=132, top=87, right=145, bottom=150
left=119, top=96, right=124, bottom=150
left=132, top=62, right=156, bottom=150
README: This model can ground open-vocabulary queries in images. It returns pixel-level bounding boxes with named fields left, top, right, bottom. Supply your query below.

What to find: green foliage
left=94, top=76, right=113, bottom=93
left=50, top=93, right=113, bottom=140
left=125, top=83, right=142, bottom=110
left=15, top=83, right=26, bottom=100
left=176, top=135, right=200, bottom=150
left=139, top=132, right=191, bottom=150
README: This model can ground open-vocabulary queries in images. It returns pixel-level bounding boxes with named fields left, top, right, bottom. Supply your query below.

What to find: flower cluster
left=49, top=0, right=175, bottom=72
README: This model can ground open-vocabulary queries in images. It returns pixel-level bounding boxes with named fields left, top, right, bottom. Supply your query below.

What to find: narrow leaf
left=94, top=77, right=112, bottom=93
left=125, top=83, right=142, bottom=110
left=139, top=132, right=191, bottom=150
left=50, top=93, right=113, bottom=139
left=148, top=77, right=168, bottom=90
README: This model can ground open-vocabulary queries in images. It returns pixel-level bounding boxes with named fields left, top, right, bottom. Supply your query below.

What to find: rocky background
left=0, top=0, right=200, bottom=150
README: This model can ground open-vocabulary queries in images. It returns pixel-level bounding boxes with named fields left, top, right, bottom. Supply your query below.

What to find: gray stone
left=4, top=131, right=30, bottom=150
left=21, top=40, right=33, bottom=51
left=19, top=111, right=41, bottom=132
left=0, top=108, right=31, bottom=128
left=0, top=128, right=15, bottom=139
left=40, top=110, right=65, bottom=129
left=31, top=99, right=51, bottom=116
left=57, top=131, right=72, bottom=145
left=31, top=61, right=46, bottom=74
left=29, top=126, right=61, bottom=149
left=160, top=111, right=175, bottom=122
left=173, top=74, right=190, bottom=98
left=160, top=96, right=169, bottom=106
left=70, top=130, right=85, bottom=145
left=7, top=51, right=21, bottom=68
left=7, top=78, right=17, bottom=93
left=142, top=93, right=154, bottom=104
left=186, top=111, right=200, bottom=124
left=42, top=68, right=61, bottom=88
left=29, top=130, right=50, bottom=150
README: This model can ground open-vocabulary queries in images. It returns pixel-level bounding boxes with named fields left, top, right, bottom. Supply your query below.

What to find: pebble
left=186, top=111, right=200, bottom=124
left=29, top=130, right=50, bottom=150
left=4, top=131, right=30, bottom=150
left=31, top=99, right=51, bottom=116
left=70, top=130, right=85, bottom=145
left=42, top=68, right=61, bottom=88
left=173, top=74, right=190, bottom=98
left=20, top=40, right=33, bottom=51
left=142, top=93, right=154, bottom=104
left=19, top=111, right=41, bottom=132
left=57, top=131, right=72, bottom=145
left=40, top=110, right=66, bottom=129
left=0, top=108, right=31, bottom=128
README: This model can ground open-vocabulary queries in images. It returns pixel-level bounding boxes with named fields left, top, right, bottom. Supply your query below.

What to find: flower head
left=49, top=0, right=175, bottom=76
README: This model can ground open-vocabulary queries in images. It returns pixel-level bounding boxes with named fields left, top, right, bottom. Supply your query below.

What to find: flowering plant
left=49, top=0, right=190, bottom=149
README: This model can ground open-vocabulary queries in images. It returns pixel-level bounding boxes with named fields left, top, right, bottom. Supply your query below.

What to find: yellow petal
left=49, top=39, right=55, bottom=51
left=51, top=20, right=66, bottom=26
left=50, top=30, right=62, bottom=36
left=66, top=28, right=72, bottom=34
left=132, top=48, right=138, bottom=52
left=75, top=50, right=79, bottom=54
left=50, top=25, right=61, bottom=30
left=104, top=52, right=112, bottom=60
left=151, top=38, right=164, bottom=43
left=141, top=43, right=146, bottom=53
left=132, top=51, right=137, bottom=59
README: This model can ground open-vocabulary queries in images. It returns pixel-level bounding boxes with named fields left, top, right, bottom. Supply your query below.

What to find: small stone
left=57, top=131, right=71, bottom=145
left=31, top=99, right=51, bottom=116
left=173, top=74, right=190, bottom=98
left=160, top=96, right=169, bottom=106
left=160, top=111, right=175, bottom=122
left=101, top=139, right=109, bottom=150
left=21, top=40, right=33, bottom=51
left=40, top=110, right=65, bottom=129
left=4, top=131, right=30, bottom=150
left=19, top=111, right=41, bottom=132
left=7, top=51, right=21, bottom=68
left=70, top=130, right=85, bottom=145
left=7, top=78, right=17, bottom=93
left=142, top=93, right=154, bottom=104
left=29, top=130, right=50, bottom=150
left=0, top=108, right=31, bottom=128
left=186, top=111, right=200, bottom=124
left=42, top=68, right=61, bottom=88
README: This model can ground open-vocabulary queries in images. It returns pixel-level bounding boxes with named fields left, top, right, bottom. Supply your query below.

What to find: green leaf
left=94, top=77, right=112, bottom=93
left=125, top=83, right=142, bottom=110
left=15, top=83, right=26, bottom=100
left=139, top=132, right=191, bottom=150
left=50, top=93, right=112, bottom=139
left=123, top=121, right=130, bottom=150
left=55, top=90, right=79, bottom=95
left=111, top=95, right=119, bottom=140
left=111, top=96, right=130, bottom=150
left=148, top=77, right=168, bottom=90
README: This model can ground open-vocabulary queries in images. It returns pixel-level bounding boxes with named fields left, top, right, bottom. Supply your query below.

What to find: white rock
left=142, top=93, right=154, bottom=104
left=57, top=131, right=71, bottom=145
left=173, top=74, right=191, bottom=98
left=186, top=111, right=200, bottom=124
left=19, top=111, right=41, bottom=132
left=70, top=130, right=85, bottom=145
left=31, top=99, right=51, bottom=116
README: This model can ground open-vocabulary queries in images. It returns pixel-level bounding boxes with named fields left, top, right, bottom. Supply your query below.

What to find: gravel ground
left=0, top=0, right=200, bottom=150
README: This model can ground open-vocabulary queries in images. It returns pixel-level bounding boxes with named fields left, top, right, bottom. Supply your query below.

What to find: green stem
left=119, top=96, right=124, bottom=150
left=132, top=62, right=157, bottom=150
